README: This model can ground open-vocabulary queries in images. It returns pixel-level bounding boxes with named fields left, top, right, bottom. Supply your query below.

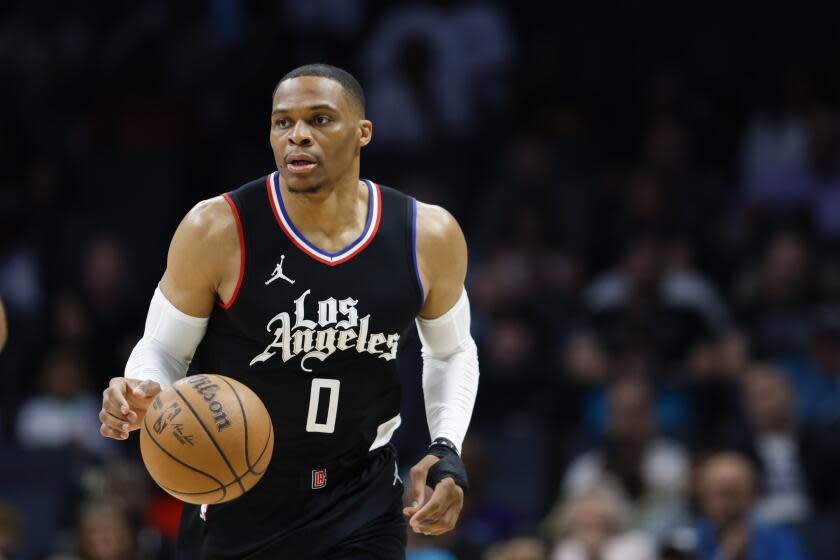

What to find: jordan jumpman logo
left=393, top=461, right=402, bottom=486
left=265, top=255, right=295, bottom=285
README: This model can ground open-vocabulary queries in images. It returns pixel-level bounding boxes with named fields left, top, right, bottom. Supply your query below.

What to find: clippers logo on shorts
left=249, top=289, right=400, bottom=372
left=312, top=468, right=327, bottom=489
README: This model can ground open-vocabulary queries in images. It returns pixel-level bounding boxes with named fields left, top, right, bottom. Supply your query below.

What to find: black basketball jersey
left=195, top=171, right=423, bottom=492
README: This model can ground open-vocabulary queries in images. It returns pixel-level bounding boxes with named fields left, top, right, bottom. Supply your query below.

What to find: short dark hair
left=274, top=63, right=365, bottom=114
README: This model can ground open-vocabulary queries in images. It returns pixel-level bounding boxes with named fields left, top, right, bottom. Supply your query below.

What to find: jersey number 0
left=306, top=378, right=340, bottom=433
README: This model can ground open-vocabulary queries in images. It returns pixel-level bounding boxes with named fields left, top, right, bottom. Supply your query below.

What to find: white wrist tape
left=416, top=288, right=479, bottom=454
left=124, top=287, right=209, bottom=389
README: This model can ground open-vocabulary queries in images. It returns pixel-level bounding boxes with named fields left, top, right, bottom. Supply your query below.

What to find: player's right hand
left=99, top=377, right=162, bottom=440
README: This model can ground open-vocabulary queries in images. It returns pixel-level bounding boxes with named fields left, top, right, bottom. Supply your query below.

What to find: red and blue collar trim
left=266, top=171, right=382, bottom=266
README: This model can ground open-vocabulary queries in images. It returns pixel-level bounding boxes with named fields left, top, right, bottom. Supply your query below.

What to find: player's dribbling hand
left=403, top=455, right=464, bottom=536
left=99, top=377, right=162, bottom=440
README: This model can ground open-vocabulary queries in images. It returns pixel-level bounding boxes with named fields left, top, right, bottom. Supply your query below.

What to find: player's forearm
left=416, top=289, right=479, bottom=453
left=125, top=286, right=208, bottom=388
left=421, top=340, right=479, bottom=451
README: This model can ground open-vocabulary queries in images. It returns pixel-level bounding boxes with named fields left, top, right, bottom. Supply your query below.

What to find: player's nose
left=289, top=121, right=313, bottom=146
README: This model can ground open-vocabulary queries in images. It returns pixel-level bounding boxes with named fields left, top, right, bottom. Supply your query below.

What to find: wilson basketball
left=140, top=374, right=274, bottom=504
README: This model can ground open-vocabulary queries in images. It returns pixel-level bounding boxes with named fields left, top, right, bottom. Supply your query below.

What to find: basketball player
left=98, top=64, right=479, bottom=559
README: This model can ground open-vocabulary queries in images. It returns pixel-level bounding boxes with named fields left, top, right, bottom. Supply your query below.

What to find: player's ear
left=359, top=120, right=373, bottom=148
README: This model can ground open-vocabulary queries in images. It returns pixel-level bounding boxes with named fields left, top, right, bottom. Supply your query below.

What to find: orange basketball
left=140, top=374, right=274, bottom=504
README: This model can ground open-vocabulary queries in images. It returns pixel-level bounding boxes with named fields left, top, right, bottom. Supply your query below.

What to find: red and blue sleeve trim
left=217, top=193, right=245, bottom=309
left=412, top=198, right=425, bottom=306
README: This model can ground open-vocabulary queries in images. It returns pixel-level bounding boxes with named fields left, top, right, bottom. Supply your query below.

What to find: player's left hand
left=403, top=454, right=464, bottom=535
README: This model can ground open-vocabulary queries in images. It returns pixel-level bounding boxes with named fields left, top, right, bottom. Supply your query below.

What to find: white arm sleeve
left=415, top=288, right=479, bottom=454
left=124, top=287, right=209, bottom=389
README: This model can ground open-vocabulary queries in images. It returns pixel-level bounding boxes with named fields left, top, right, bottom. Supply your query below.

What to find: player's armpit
left=159, top=196, right=241, bottom=318
left=414, top=202, right=468, bottom=320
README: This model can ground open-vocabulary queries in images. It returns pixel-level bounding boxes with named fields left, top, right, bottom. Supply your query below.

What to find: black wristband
left=429, top=437, right=459, bottom=456
left=427, top=438, right=469, bottom=491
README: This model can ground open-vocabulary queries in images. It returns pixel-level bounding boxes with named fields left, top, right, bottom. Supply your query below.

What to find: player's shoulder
left=171, top=196, right=239, bottom=261
left=179, top=173, right=269, bottom=241
left=415, top=201, right=462, bottom=246
left=414, top=200, right=467, bottom=275
left=183, top=196, right=236, bottom=238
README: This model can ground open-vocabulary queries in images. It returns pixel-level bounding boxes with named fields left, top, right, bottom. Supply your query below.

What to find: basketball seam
left=159, top=475, right=253, bottom=497
left=217, top=377, right=273, bottom=476
left=173, top=385, right=247, bottom=495
left=142, top=414, right=228, bottom=502
left=250, top=423, right=273, bottom=476
left=218, top=376, right=252, bottom=471
left=154, top=427, right=271, bottom=500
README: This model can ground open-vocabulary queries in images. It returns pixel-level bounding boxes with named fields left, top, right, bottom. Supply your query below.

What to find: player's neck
left=279, top=172, right=368, bottom=238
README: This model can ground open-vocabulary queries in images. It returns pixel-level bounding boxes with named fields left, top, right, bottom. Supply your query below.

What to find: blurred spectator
left=658, top=526, right=701, bottom=560
left=683, top=328, right=751, bottom=404
left=740, top=364, right=811, bottom=524
left=733, top=231, right=816, bottom=357
left=79, top=237, right=143, bottom=385
left=676, top=329, right=749, bottom=483
left=53, top=459, right=178, bottom=559
left=484, top=537, right=547, bottom=560
left=15, top=348, right=109, bottom=458
left=456, top=439, right=525, bottom=552
left=0, top=244, right=42, bottom=320
left=743, top=105, right=840, bottom=239
left=407, top=541, right=459, bottom=560
left=51, top=292, right=90, bottom=348
left=99, top=459, right=179, bottom=555
left=475, top=308, right=547, bottom=422
left=544, top=486, right=654, bottom=560
left=693, top=452, right=806, bottom=560
left=0, top=500, right=22, bottom=560
left=585, top=235, right=727, bottom=370
left=562, top=331, right=610, bottom=385
left=281, top=0, right=364, bottom=39
left=471, top=208, right=581, bottom=316
left=741, top=113, right=806, bottom=205
left=363, top=2, right=513, bottom=147
left=778, top=304, right=840, bottom=425
left=81, top=237, right=131, bottom=322
left=97, top=460, right=151, bottom=522
left=737, top=365, right=840, bottom=558
left=73, top=500, right=140, bottom=560
left=549, top=378, right=689, bottom=537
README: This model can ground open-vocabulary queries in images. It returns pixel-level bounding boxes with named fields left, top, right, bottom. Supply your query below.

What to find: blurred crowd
left=2, top=1, right=840, bottom=559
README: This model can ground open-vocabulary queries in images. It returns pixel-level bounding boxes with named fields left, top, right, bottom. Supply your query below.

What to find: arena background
left=2, top=1, right=840, bottom=559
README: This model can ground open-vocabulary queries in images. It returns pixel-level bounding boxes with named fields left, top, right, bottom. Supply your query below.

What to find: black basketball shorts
left=176, top=445, right=407, bottom=559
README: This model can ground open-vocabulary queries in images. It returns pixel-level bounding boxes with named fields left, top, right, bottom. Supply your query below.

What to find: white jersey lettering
left=250, top=290, right=400, bottom=371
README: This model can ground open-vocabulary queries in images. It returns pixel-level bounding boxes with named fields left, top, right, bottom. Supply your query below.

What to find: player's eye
left=274, top=118, right=290, bottom=129
left=313, top=115, right=331, bottom=126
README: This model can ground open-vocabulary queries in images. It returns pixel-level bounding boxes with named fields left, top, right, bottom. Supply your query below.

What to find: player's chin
left=279, top=165, right=320, bottom=186
left=283, top=175, right=324, bottom=194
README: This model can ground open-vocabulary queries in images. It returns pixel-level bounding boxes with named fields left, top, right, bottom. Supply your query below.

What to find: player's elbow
left=420, top=335, right=477, bottom=362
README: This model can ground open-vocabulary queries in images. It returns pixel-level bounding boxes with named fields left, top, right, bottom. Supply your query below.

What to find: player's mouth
left=285, top=153, right=319, bottom=175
